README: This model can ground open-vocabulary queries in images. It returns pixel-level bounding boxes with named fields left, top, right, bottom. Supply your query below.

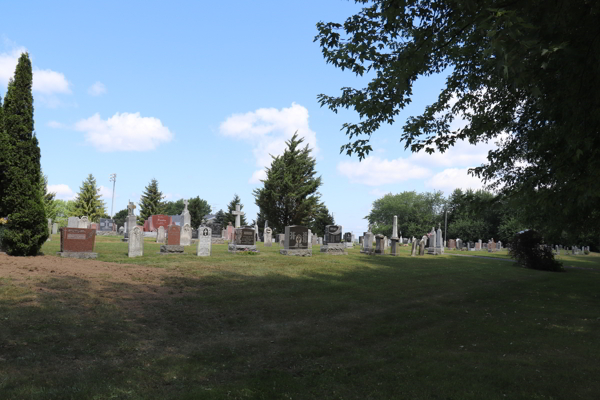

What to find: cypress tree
left=225, top=194, right=247, bottom=227
left=1, top=53, right=48, bottom=255
left=253, top=133, right=322, bottom=233
left=138, top=178, right=165, bottom=224
left=72, top=174, right=106, bottom=222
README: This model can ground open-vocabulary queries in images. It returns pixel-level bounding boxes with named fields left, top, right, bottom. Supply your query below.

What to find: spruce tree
left=72, top=174, right=106, bottom=222
left=253, top=133, right=322, bottom=233
left=1, top=53, right=48, bottom=255
left=188, top=196, right=211, bottom=228
left=307, top=203, right=335, bottom=237
left=214, top=209, right=226, bottom=227
left=40, top=172, right=58, bottom=220
left=225, top=194, right=247, bottom=227
left=138, top=178, right=165, bottom=224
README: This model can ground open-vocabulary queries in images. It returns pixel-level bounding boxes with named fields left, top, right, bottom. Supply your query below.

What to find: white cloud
left=88, top=81, right=106, bottom=96
left=337, top=156, right=430, bottom=186
left=47, top=184, right=76, bottom=200
left=0, top=46, right=71, bottom=97
left=47, top=120, right=64, bottom=128
left=219, top=103, right=318, bottom=183
left=424, top=168, right=485, bottom=193
left=74, top=112, right=174, bottom=152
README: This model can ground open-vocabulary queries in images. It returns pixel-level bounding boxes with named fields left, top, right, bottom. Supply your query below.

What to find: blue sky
left=1, top=0, right=494, bottom=235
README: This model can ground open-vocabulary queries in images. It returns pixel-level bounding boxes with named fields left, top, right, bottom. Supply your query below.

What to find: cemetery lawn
left=0, top=237, right=599, bottom=399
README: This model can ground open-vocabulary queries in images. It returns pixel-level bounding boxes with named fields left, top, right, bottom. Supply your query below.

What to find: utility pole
left=109, top=173, right=117, bottom=218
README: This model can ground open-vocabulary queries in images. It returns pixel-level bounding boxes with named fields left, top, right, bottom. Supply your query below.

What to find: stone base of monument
left=345, top=242, right=354, bottom=248
left=159, top=245, right=184, bottom=254
left=211, top=238, right=226, bottom=245
left=228, top=244, right=259, bottom=253
left=57, top=251, right=98, bottom=259
left=279, top=249, right=312, bottom=256
left=374, top=248, right=386, bottom=255
left=427, top=247, right=442, bottom=255
left=320, top=244, right=348, bottom=255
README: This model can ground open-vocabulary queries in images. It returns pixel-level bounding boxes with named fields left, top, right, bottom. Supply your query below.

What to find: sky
left=0, top=0, right=496, bottom=236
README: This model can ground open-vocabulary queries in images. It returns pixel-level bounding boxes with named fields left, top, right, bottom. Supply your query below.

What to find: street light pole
left=109, top=174, right=117, bottom=218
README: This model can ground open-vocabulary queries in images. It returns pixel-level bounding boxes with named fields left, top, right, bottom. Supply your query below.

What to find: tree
left=188, top=196, right=211, bottom=228
left=54, top=200, right=76, bottom=227
left=40, top=172, right=58, bottom=221
left=307, top=203, right=335, bottom=237
left=316, top=1, right=600, bottom=240
left=138, top=178, right=165, bottom=224
left=72, top=174, right=106, bottom=222
left=253, top=133, right=322, bottom=233
left=366, top=191, right=445, bottom=239
left=225, top=194, right=247, bottom=227
left=163, top=199, right=184, bottom=215
left=0, top=53, right=48, bottom=255
left=214, top=209, right=226, bottom=227
left=113, top=208, right=128, bottom=229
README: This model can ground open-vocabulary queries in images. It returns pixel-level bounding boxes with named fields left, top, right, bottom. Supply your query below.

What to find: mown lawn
left=1, top=235, right=599, bottom=399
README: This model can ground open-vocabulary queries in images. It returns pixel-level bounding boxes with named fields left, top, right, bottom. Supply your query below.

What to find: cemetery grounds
left=1, top=236, right=599, bottom=399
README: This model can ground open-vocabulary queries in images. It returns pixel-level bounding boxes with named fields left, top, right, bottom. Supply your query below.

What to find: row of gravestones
left=127, top=224, right=212, bottom=257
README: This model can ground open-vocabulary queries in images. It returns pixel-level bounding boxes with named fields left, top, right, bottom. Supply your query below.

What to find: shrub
left=509, top=230, right=563, bottom=272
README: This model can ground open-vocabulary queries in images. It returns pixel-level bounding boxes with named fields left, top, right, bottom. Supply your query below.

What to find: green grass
left=1, top=236, right=599, bottom=399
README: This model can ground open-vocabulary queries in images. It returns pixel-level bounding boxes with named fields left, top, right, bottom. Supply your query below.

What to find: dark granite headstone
left=98, top=218, right=115, bottom=232
left=344, top=232, right=352, bottom=243
left=287, top=226, right=309, bottom=250
left=325, top=225, right=342, bottom=244
left=236, top=227, right=256, bottom=245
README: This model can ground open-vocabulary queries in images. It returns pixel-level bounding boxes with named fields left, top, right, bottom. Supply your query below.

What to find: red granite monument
left=159, top=224, right=184, bottom=254
left=144, top=214, right=172, bottom=232
left=58, top=227, right=97, bottom=258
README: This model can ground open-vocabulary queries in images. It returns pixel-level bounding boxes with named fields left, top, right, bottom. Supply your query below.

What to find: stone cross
left=391, top=215, right=399, bottom=239
left=127, top=201, right=136, bottom=216
left=183, top=199, right=189, bottom=212
left=232, top=204, right=244, bottom=228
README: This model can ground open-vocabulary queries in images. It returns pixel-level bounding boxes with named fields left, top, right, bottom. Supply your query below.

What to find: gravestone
left=477, top=239, right=482, bottom=250
left=264, top=227, right=273, bottom=247
left=411, top=240, right=417, bottom=256
left=361, top=230, right=374, bottom=254
left=318, top=237, right=323, bottom=245
left=197, top=226, right=212, bottom=256
left=148, top=214, right=172, bottom=232
left=67, top=216, right=79, bottom=228
left=47, top=218, right=52, bottom=240
left=427, top=227, right=438, bottom=255
left=321, top=225, right=347, bottom=255
left=128, top=226, right=144, bottom=257
left=419, top=236, right=426, bottom=256
left=181, top=200, right=191, bottom=227
left=180, top=223, right=192, bottom=246
left=52, top=222, right=58, bottom=235
left=359, top=236, right=363, bottom=245
left=57, top=227, right=97, bottom=258
left=383, top=236, right=388, bottom=251
left=497, top=241, right=502, bottom=250
left=226, top=222, right=235, bottom=242
left=344, top=232, right=353, bottom=248
left=232, top=205, right=245, bottom=228
left=427, top=227, right=435, bottom=248
left=123, top=202, right=137, bottom=242
left=448, top=239, right=456, bottom=250
left=280, top=225, right=312, bottom=256
left=156, top=226, right=166, bottom=243
left=311, top=234, right=317, bottom=246
left=160, top=224, right=184, bottom=254
left=119, top=226, right=125, bottom=234
left=78, top=216, right=89, bottom=229
left=98, top=218, right=115, bottom=232
left=229, top=227, right=258, bottom=253
left=374, top=234, right=386, bottom=255
left=435, top=225, right=444, bottom=254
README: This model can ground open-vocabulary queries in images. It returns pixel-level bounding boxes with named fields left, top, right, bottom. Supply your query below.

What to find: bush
left=509, top=230, right=563, bottom=272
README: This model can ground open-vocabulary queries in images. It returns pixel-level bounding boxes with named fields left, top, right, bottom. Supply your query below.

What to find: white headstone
left=181, top=199, right=191, bottom=227
left=391, top=215, right=399, bottom=239
left=78, top=216, right=89, bottom=229
left=180, top=223, right=192, bottom=246
left=68, top=216, right=79, bottom=228
left=156, top=226, right=166, bottom=243
left=197, top=226, right=212, bottom=256
left=128, top=226, right=144, bottom=257
left=264, top=227, right=273, bottom=247
left=52, top=222, right=58, bottom=234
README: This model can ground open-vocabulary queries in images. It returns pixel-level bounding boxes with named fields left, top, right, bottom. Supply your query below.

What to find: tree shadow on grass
left=1, top=256, right=600, bottom=400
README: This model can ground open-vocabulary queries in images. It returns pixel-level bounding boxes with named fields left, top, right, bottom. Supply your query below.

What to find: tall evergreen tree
left=188, top=196, right=211, bottom=228
left=40, top=172, right=58, bottom=220
left=72, top=174, right=106, bottom=222
left=225, top=194, right=247, bottom=227
left=214, top=209, right=226, bottom=227
left=138, top=178, right=165, bottom=224
left=0, top=53, right=48, bottom=255
left=253, top=133, right=322, bottom=233
left=307, top=203, right=335, bottom=237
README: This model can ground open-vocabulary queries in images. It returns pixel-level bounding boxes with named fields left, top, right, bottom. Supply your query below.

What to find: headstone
left=311, top=234, right=317, bottom=246
left=448, top=239, right=456, bottom=249
left=119, top=226, right=124, bottom=234
left=498, top=241, right=502, bottom=250
left=128, top=226, right=144, bottom=257
left=419, top=236, right=426, bottom=256
left=478, top=239, right=482, bottom=250
left=374, top=234, right=386, bottom=255
left=435, top=225, right=444, bottom=254
left=67, top=216, right=79, bottom=228
left=277, top=233, right=285, bottom=247
left=344, top=232, right=353, bottom=248
left=232, top=204, right=245, bottom=228
left=156, top=226, right=166, bottom=243
left=226, top=222, right=235, bottom=241
left=180, top=223, right=192, bottom=246
left=391, top=215, right=399, bottom=240
left=411, top=240, right=417, bottom=256
left=159, top=224, right=184, bottom=254
left=318, top=237, right=323, bottom=245
left=123, top=201, right=137, bottom=242
left=148, top=214, right=172, bottom=232
left=57, top=227, right=97, bottom=258
left=383, top=236, right=388, bottom=250
left=98, top=218, right=115, bottom=232
left=78, top=216, right=89, bottom=229
left=359, top=236, right=363, bottom=245
left=361, top=231, right=374, bottom=254
left=254, top=221, right=260, bottom=242
left=280, top=225, right=312, bottom=256
left=47, top=218, right=52, bottom=240
left=264, top=227, right=273, bottom=247
left=52, top=222, right=58, bottom=235
left=321, top=225, right=347, bottom=255
left=427, top=227, right=438, bottom=255
left=181, top=199, right=191, bottom=227
left=229, top=226, right=258, bottom=253
left=197, top=226, right=212, bottom=256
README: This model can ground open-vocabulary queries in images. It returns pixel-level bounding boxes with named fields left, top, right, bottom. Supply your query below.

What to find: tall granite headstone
left=160, top=224, right=184, bottom=254
left=280, top=225, right=312, bottom=256
left=321, top=225, right=347, bottom=255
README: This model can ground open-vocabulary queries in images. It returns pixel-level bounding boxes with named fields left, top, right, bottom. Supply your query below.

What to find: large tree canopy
left=316, top=0, right=600, bottom=237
